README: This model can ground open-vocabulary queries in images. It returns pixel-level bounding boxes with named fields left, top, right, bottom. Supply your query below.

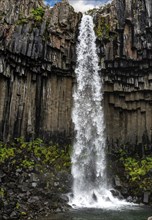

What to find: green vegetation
left=119, top=149, right=152, bottom=192
left=0, top=138, right=71, bottom=171
left=16, top=7, right=45, bottom=26
left=16, top=18, right=28, bottom=25
left=0, top=144, right=15, bottom=163
left=123, top=156, right=152, bottom=191
left=31, top=6, right=45, bottom=22
left=0, top=138, right=71, bottom=218
left=94, top=16, right=110, bottom=40
left=0, top=188, right=5, bottom=198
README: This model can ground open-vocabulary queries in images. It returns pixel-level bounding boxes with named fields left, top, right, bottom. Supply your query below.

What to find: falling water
left=69, top=15, right=131, bottom=209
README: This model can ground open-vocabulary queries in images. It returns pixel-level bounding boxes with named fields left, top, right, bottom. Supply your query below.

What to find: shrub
left=0, top=138, right=71, bottom=171
left=118, top=149, right=152, bottom=192
left=123, top=156, right=152, bottom=190
left=16, top=18, right=28, bottom=25
left=31, top=6, right=45, bottom=22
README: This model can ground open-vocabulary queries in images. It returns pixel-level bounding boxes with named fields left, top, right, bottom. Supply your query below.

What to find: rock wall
left=0, top=0, right=152, bottom=150
left=0, top=0, right=81, bottom=143
left=94, top=0, right=152, bottom=150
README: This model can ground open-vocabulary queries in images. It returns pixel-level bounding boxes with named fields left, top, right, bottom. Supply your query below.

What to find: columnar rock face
left=94, top=0, right=152, bottom=150
left=0, top=0, right=81, bottom=143
left=0, top=0, right=152, bottom=150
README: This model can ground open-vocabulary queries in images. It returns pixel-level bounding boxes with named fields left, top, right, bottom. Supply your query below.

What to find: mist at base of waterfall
left=68, top=188, right=134, bottom=209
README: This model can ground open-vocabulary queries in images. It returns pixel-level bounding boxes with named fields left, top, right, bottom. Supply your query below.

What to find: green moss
left=119, top=150, right=152, bottom=192
left=16, top=7, right=45, bottom=27
left=0, top=138, right=71, bottom=218
left=95, top=16, right=110, bottom=40
left=31, top=6, right=45, bottom=22
left=16, top=18, right=28, bottom=25
left=21, top=212, right=27, bottom=216
left=124, top=156, right=152, bottom=190
left=16, top=202, right=20, bottom=209
left=0, top=188, right=5, bottom=198
left=21, top=160, right=35, bottom=168
left=0, top=138, right=71, bottom=172
left=0, top=143, right=15, bottom=163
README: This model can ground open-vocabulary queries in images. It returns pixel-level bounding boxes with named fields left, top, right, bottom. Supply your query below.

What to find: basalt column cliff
left=0, top=0, right=152, bottom=149
left=0, top=0, right=81, bottom=143
left=94, top=0, right=152, bottom=151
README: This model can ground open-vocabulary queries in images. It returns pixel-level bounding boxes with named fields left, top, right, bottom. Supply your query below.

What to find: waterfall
left=69, top=15, right=130, bottom=209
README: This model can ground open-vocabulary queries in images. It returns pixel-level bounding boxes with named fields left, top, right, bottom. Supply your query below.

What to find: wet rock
left=104, top=196, right=111, bottom=202
left=54, top=182, right=59, bottom=187
left=143, top=191, right=151, bottom=204
left=132, top=197, right=138, bottom=203
left=56, top=208, right=62, bottom=213
left=10, top=211, right=20, bottom=219
left=60, top=194, right=69, bottom=203
left=0, top=171, right=5, bottom=179
left=120, top=187, right=129, bottom=196
left=92, top=192, right=98, bottom=202
left=30, top=173, right=38, bottom=182
left=126, top=196, right=133, bottom=203
left=18, top=183, right=29, bottom=192
left=114, top=176, right=122, bottom=187
left=28, top=196, right=39, bottom=204
left=110, top=189, right=124, bottom=200
left=2, top=214, right=10, bottom=220
left=32, top=182, right=37, bottom=188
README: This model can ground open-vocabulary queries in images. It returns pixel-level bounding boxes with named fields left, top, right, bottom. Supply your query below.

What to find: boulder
left=143, top=191, right=151, bottom=204
left=110, top=189, right=124, bottom=200
left=114, top=176, right=122, bottom=187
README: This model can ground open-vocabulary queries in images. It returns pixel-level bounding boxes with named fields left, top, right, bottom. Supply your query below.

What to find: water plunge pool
left=38, top=206, right=152, bottom=220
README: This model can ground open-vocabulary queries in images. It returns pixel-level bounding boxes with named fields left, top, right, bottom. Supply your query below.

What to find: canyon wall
left=0, top=0, right=81, bottom=143
left=0, top=0, right=152, bottom=150
left=94, top=0, right=152, bottom=151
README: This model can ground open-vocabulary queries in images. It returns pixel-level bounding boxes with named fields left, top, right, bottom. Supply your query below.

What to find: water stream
left=68, top=15, right=131, bottom=208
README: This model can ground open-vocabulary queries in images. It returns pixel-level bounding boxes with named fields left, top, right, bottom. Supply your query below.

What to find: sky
left=45, top=0, right=111, bottom=12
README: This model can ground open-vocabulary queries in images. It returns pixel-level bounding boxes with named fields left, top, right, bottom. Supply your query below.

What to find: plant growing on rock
left=94, top=16, right=110, bottom=40
left=123, top=156, right=152, bottom=191
left=31, top=6, right=45, bottom=22
left=108, top=147, right=152, bottom=201
left=117, top=149, right=152, bottom=193
left=16, top=18, right=28, bottom=25
left=0, top=137, right=71, bottom=171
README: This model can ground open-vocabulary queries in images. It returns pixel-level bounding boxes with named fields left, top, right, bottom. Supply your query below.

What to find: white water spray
left=69, top=15, right=131, bottom=209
